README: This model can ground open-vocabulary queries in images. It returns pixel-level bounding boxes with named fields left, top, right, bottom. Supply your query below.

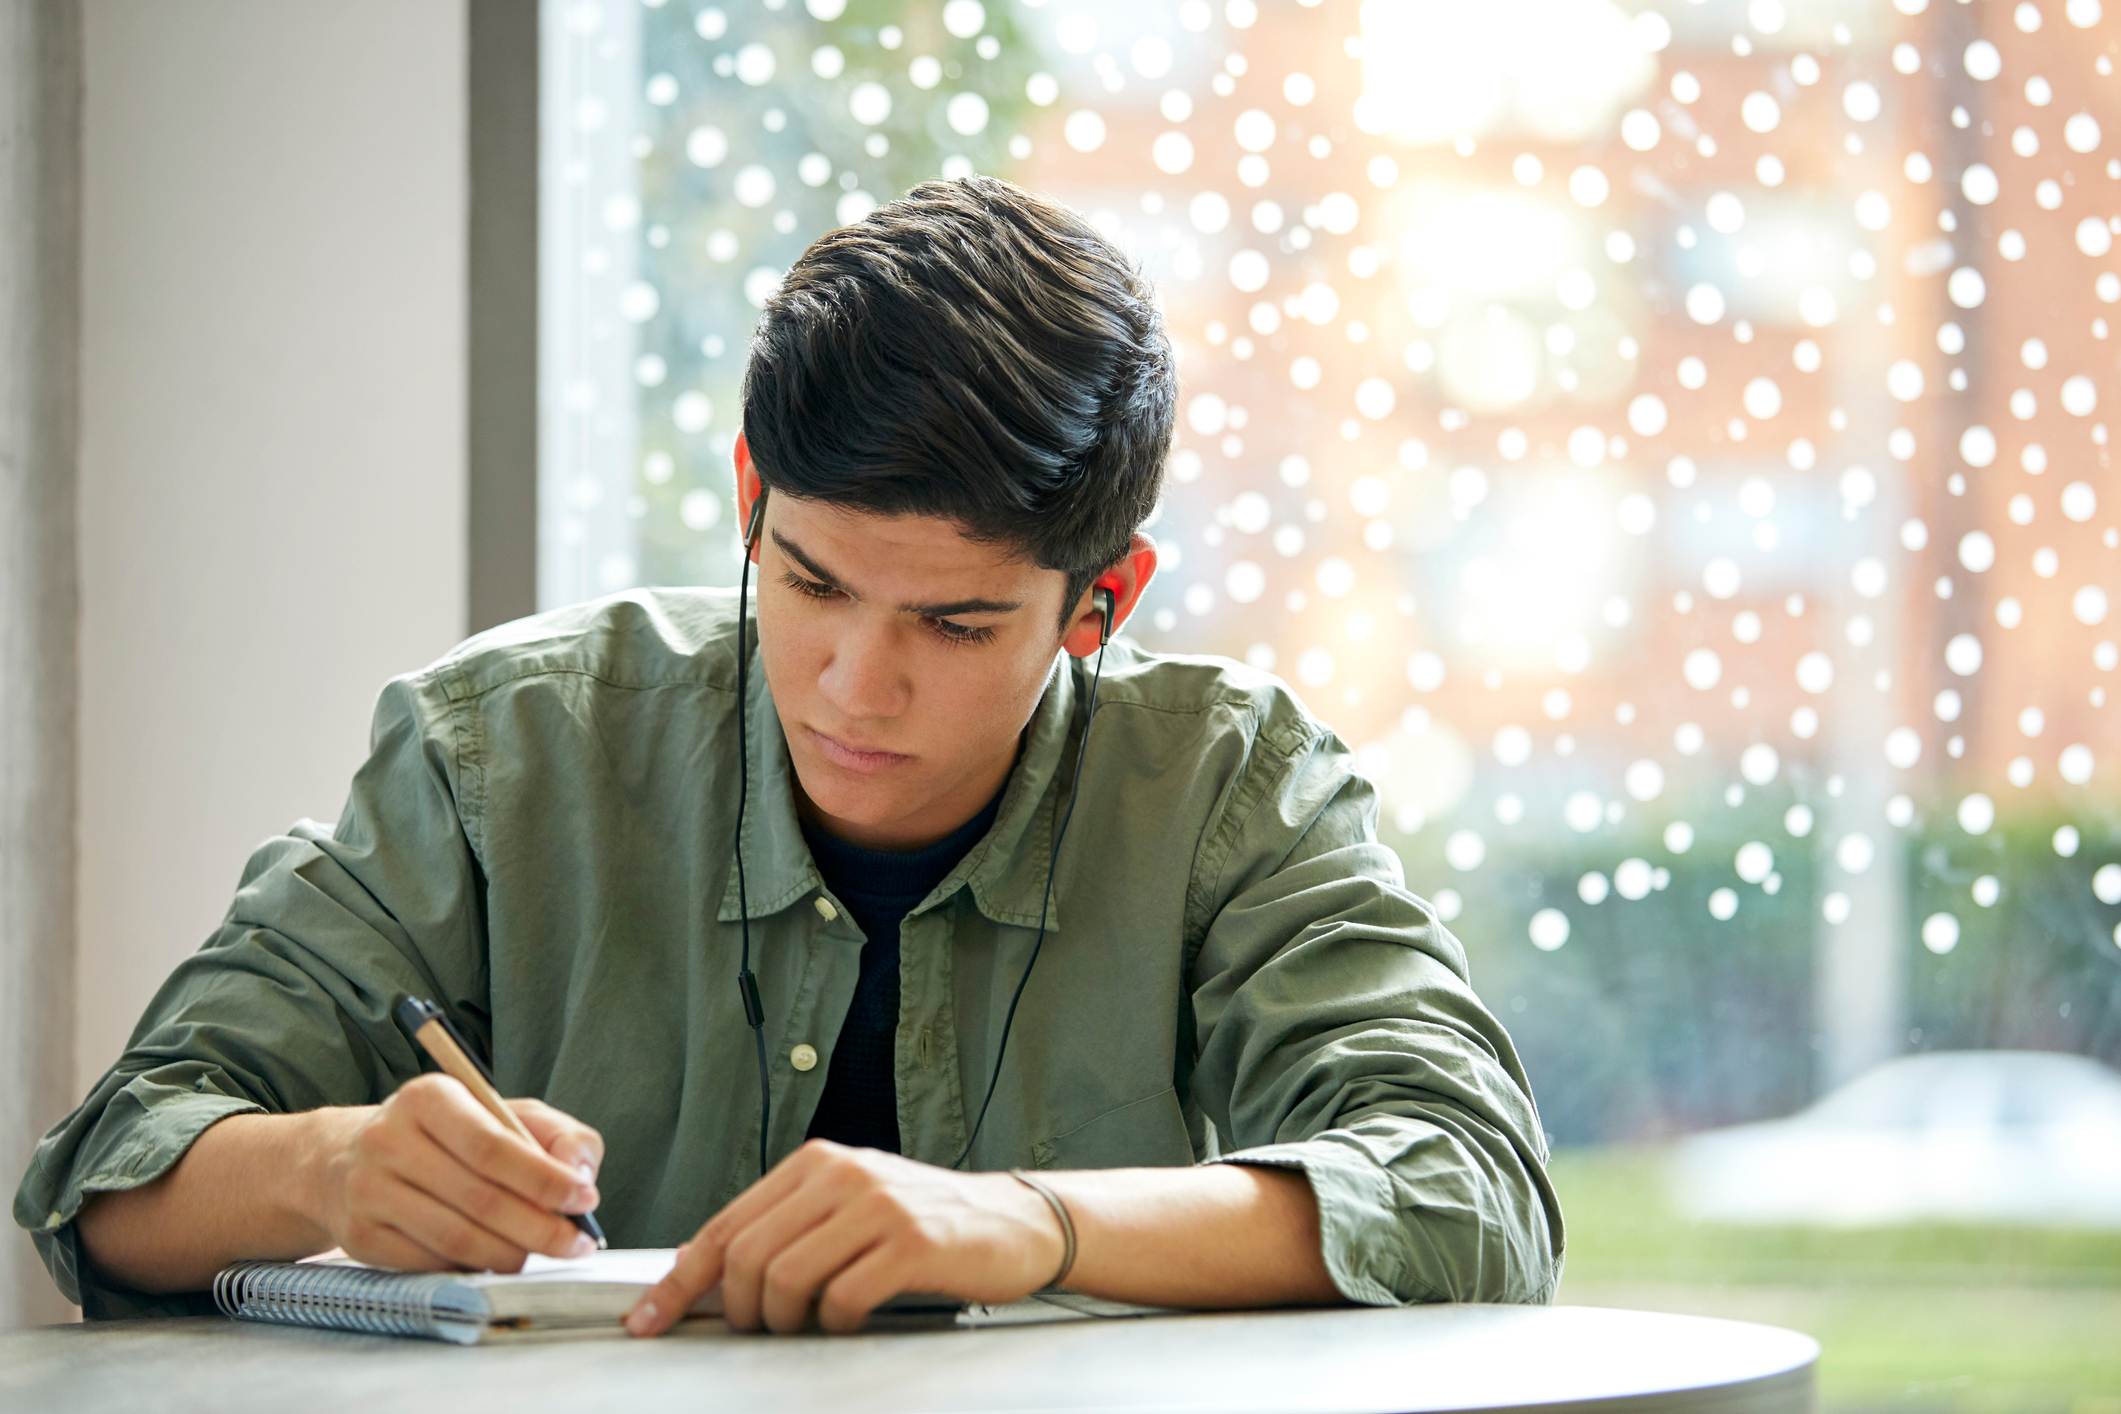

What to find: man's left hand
left=625, top=1139, right=1066, bottom=1336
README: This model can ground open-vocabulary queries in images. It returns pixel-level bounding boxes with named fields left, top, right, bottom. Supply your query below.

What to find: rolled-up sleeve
left=1187, top=719, right=1565, bottom=1307
left=11, top=669, right=488, bottom=1317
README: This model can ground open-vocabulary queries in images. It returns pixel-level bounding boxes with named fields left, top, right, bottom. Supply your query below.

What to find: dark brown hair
left=739, top=175, right=1175, bottom=632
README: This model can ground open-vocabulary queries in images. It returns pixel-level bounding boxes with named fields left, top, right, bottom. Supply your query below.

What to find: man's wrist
left=987, top=1170, right=1071, bottom=1290
left=1007, top=1169, right=1077, bottom=1289
left=977, top=1164, right=1344, bottom=1311
left=284, top=1107, right=361, bottom=1247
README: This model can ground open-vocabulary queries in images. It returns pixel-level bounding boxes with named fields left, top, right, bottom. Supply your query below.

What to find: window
left=539, top=2, right=2121, bottom=1403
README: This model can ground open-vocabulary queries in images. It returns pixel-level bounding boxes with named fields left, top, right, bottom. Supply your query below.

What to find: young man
left=15, top=176, right=1564, bottom=1334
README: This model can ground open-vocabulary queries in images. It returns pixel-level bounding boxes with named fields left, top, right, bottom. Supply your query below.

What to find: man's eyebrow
left=771, top=529, right=1026, bottom=617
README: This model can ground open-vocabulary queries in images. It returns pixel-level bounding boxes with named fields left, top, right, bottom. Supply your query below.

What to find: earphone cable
left=735, top=510, right=770, bottom=1180
left=949, top=631, right=1108, bottom=1171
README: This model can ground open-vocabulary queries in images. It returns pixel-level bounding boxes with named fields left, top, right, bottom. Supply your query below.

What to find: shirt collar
left=718, top=642, right=1082, bottom=933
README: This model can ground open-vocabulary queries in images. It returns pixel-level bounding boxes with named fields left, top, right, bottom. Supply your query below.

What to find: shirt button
left=790, top=1043, right=819, bottom=1072
left=814, top=897, right=839, bottom=922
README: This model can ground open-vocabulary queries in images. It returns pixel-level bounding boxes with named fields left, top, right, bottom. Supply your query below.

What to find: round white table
left=0, top=1302, right=1817, bottom=1412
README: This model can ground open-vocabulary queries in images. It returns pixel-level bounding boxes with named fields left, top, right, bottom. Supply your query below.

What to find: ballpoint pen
left=393, top=995, right=607, bottom=1250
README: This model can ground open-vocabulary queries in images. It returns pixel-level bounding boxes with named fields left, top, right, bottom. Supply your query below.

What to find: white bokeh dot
left=1529, top=909, right=1570, bottom=951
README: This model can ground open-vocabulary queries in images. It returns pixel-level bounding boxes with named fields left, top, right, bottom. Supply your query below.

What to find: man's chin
left=791, top=756, right=907, bottom=830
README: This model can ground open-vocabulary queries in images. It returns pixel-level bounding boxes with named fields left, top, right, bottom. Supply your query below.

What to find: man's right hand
left=302, top=1073, right=605, bottom=1273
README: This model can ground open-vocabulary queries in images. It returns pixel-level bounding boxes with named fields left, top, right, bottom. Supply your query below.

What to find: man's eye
left=929, top=618, right=997, bottom=647
left=781, top=571, right=838, bottom=600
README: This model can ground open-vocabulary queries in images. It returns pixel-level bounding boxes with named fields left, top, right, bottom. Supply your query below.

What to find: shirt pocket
left=1031, top=1085, right=1196, bottom=1171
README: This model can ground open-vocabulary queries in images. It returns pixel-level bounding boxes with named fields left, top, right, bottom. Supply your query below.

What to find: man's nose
left=819, top=617, right=910, bottom=718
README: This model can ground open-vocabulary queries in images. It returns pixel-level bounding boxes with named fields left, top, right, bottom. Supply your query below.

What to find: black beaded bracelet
left=1007, top=1169, right=1077, bottom=1289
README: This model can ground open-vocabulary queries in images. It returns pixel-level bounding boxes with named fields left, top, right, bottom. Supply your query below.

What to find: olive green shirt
left=14, top=586, right=1565, bottom=1318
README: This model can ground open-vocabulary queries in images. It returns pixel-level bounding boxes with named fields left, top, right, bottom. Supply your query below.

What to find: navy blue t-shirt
left=800, top=777, right=1009, bottom=1153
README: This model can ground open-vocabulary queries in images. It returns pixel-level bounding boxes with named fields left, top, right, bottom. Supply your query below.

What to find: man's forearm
left=1032, top=1163, right=1345, bottom=1309
left=74, top=1110, right=343, bottom=1294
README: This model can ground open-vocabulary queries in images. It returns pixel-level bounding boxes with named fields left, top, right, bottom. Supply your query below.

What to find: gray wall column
left=469, top=0, right=540, bottom=633
left=0, top=0, right=83, bottom=1329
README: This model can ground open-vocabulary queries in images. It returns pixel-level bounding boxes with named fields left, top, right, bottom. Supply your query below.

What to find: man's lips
left=807, top=727, right=911, bottom=761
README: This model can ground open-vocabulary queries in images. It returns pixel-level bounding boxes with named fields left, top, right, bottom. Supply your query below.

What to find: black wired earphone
left=732, top=484, right=1117, bottom=1180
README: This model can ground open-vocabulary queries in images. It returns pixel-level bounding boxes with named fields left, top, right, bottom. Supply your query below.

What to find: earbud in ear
left=1092, top=579, right=1120, bottom=647
left=744, top=487, right=769, bottom=551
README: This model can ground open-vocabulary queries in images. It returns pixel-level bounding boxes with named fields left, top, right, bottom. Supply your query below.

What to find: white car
left=1667, top=1049, right=2121, bottom=1227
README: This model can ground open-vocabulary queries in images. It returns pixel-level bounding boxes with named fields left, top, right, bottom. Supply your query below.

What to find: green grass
left=1548, top=1146, right=2121, bottom=1413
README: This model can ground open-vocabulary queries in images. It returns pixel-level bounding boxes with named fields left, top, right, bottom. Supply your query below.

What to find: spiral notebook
left=211, top=1247, right=1181, bottom=1344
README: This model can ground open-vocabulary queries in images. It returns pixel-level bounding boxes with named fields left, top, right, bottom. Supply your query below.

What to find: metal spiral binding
left=213, top=1259, right=457, bottom=1340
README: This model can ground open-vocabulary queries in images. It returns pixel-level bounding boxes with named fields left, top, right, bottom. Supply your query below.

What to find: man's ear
left=1063, top=532, right=1158, bottom=659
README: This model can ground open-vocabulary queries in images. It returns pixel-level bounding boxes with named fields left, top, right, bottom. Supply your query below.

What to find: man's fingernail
left=565, top=1183, right=598, bottom=1213
left=569, top=1232, right=596, bottom=1257
left=575, top=1160, right=597, bottom=1185
left=626, top=1301, right=657, bottom=1336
